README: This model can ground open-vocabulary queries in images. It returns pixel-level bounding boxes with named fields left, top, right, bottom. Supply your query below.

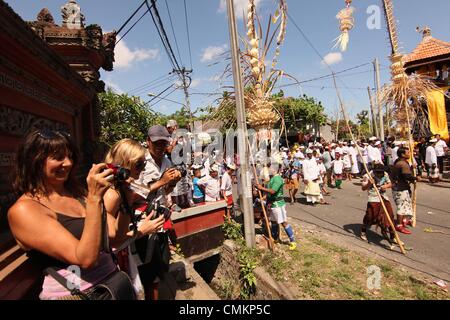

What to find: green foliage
left=97, top=89, right=164, bottom=146
left=238, top=246, right=258, bottom=299
left=273, top=91, right=327, bottom=133
left=222, top=218, right=244, bottom=241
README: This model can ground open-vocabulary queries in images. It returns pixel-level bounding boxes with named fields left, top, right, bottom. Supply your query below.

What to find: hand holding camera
left=86, top=163, right=115, bottom=200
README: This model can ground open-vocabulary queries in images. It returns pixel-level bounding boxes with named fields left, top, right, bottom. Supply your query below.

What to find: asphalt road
left=283, top=179, right=450, bottom=282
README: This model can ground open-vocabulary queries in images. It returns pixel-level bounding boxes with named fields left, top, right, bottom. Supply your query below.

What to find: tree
left=97, top=89, right=163, bottom=146
left=273, top=91, right=328, bottom=133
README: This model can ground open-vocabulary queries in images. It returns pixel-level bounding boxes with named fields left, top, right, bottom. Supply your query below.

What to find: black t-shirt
left=391, top=159, right=413, bottom=191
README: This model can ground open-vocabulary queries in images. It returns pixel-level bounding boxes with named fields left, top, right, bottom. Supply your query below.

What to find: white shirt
left=367, top=145, right=382, bottom=164
left=332, top=159, right=344, bottom=175
left=425, top=146, right=438, bottom=166
left=220, top=171, right=233, bottom=196
left=391, top=146, right=399, bottom=165
left=197, top=175, right=221, bottom=202
left=302, top=158, right=320, bottom=181
left=138, top=151, right=172, bottom=206
left=435, top=140, right=448, bottom=157
left=294, top=151, right=305, bottom=159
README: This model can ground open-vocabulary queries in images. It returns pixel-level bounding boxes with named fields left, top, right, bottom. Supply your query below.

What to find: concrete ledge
left=172, top=201, right=227, bottom=221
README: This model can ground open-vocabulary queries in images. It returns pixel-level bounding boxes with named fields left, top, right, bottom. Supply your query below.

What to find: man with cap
left=136, top=124, right=182, bottom=300
left=221, top=163, right=236, bottom=219
left=367, top=137, right=382, bottom=169
left=197, top=164, right=221, bottom=202
left=426, top=138, right=438, bottom=182
left=303, top=149, right=322, bottom=205
left=165, top=119, right=178, bottom=157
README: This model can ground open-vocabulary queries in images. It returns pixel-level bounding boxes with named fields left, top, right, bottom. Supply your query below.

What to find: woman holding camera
left=102, top=139, right=166, bottom=299
left=7, top=129, right=119, bottom=299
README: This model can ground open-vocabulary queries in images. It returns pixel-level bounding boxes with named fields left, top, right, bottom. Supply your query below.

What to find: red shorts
left=226, top=195, right=234, bottom=207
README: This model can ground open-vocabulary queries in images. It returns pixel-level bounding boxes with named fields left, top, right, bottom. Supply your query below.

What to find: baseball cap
left=226, top=163, right=236, bottom=170
left=210, top=164, right=219, bottom=172
left=429, top=138, right=438, bottom=143
left=166, top=119, right=177, bottom=128
left=147, top=125, right=171, bottom=142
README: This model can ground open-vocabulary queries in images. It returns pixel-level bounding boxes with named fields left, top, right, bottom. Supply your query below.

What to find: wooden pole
left=246, top=139, right=275, bottom=251
left=374, top=58, right=385, bottom=141
left=367, top=87, right=379, bottom=137
left=333, top=74, right=406, bottom=255
left=404, top=95, right=417, bottom=227
left=226, top=0, right=255, bottom=247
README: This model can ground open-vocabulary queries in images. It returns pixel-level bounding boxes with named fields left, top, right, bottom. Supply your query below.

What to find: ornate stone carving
left=0, top=105, right=70, bottom=137
left=84, top=24, right=102, bottom=50
left=61, top=0, right=85, bottom=29
left=102, top=31, right=117, bottom=71
left=37, top=8, right=55, bottom=25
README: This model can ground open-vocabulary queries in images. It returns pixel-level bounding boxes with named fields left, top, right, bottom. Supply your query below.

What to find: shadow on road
left=343, top=223, right=392, bottom=250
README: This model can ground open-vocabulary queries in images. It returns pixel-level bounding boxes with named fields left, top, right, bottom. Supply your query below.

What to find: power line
left=184, top=0, right=193, bottom=69
left=146, top=0, right=183, bottom=78
left=126, top=73, right=172, bottom=94
left=133, top=77, right=176, bottom=97
left=115, top=0, right=147, bottom=35
left=164, top=0, right=184, bottom=67
left=116, top=3, right=152, bottom=45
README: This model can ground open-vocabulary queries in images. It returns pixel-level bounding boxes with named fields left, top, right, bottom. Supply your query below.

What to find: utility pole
left=374, top=58, right=384, bottom=140
left=226, top=0, right=255, bottom=248
left=367, top=87, right=379, bottom=137
left=172, top=67, right=193, bottom=129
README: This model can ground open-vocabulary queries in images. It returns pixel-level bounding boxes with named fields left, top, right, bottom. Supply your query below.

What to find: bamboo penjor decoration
left=379, top=0, right=438, bottom=227
left=334, top=0, right=355, bottom=52
left=244, top=0, right=287, bottom=131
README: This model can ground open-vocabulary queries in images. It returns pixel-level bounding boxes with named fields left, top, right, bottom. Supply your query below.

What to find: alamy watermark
left=366, top=265, right=382, bottom=290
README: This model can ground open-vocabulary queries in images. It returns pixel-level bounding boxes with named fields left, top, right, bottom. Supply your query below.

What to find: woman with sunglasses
left=102, top=139, right=165, bottom=299
left=8, top=129, right=119, bottom=300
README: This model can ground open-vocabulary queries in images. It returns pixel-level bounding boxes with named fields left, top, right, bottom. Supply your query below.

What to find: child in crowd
left=332, top=152, right=344, bottom=189
left=343, top=150, right=352, bottom=181
left=192, top=166, right=205, bottom=204
left=197, top=164, right=221, bottom=202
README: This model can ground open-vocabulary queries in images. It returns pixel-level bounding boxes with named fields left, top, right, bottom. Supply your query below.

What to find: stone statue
left=102, top=31, right=117, bottom=71
left=37, top=8, right=55, bottom=25
left=61, top=0, right=85, bottom=29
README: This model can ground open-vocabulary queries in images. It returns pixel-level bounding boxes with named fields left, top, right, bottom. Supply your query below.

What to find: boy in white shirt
left=332, top=153, right=344, bottom=189
left=197, top=164, right=221, bottom=202
left=221, top=163, right=236, bottom=219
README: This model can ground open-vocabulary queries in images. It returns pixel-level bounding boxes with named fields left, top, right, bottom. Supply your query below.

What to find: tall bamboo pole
left=333, top=74, right=406, bottom=255
left=404, top=95, right=417, bottom=227
left=368, top=87, right=379, bottom=137
left=226, top=0, right=255, bottom=247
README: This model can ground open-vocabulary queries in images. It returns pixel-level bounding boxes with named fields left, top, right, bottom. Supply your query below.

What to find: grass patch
left=258, top=227, right=449, bottom=300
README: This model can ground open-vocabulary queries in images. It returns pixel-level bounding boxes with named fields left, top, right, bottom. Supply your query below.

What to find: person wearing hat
left=165, top=119, right=178, bottom=156
left=391, top=147, right=417, bottom=234
left=303, top=149, right=322, bottom=205
left=221, top=163, right=236, bottom=219
left=197, top=164, right=221, bottom=202
left=136, top=125, right=182, bottom=300
left=367, top=139, right=382, bottom=169
left=331, top=152, right=344, bottom=189
left=360, top=163, right=396, bottom=243
left=425, top=139, right=438, bottom=182
left=349, top=141, right=359, bottom=178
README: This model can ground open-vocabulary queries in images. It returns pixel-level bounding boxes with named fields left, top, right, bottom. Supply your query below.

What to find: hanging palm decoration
left=205, top=0, right=292, bottom=133
left=333, top=0, right=355, bottom=52
left=377, top=0, right=437, bottom=137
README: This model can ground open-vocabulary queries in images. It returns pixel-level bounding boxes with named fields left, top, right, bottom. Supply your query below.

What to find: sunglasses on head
left=135, top=159, right=147, bottom=170
left=37, top=128, right=71, bottom=140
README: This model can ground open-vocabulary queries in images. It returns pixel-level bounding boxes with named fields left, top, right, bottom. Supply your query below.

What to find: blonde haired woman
left=103, top=139, right=164, bottom=299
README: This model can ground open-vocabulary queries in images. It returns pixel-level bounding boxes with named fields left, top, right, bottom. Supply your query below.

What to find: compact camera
left=106, top=163, right=130, bottom=182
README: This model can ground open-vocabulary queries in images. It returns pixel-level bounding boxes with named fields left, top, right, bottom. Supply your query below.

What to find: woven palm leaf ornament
left=333, top=0, right=355, bottom=52
left=243, top=0, right=288, bottom=132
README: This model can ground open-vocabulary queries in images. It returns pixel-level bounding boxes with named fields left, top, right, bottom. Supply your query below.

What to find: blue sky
left=8, top=0, right=450, bottom=120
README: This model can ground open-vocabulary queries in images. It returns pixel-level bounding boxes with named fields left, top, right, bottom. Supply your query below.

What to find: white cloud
left=321, top=52, right=343, bottom=67
left=104, top=78, right=124, bottom=94
left=201, top=45, right=228, bottom=63
left=190, top=79, right=201, bottom=88
left=115, top=40, right=160, bottom=70
left=218, top=0, right=264, bottom=18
